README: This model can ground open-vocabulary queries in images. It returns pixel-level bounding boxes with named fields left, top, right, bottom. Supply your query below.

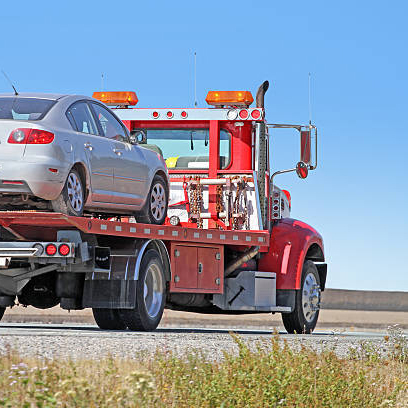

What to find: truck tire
left=120, top=249, right=166, bottom=331
left=0, top=307, right=4, bottom=322
left=92, top=308, right=127, bottom=330
left=51, top=169, right=85, bottom=217
left=136, top=176, right=168, bottom=225
left=282, top=260, right=321, bottom=334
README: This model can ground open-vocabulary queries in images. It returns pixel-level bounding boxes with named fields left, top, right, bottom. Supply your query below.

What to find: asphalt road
left=0, top=322, right=400, bottom=361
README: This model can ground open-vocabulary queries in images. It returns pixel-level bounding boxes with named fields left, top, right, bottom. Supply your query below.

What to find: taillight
left=8, top=128, right=54, bottom=144
left=58, top=244, right=70, bottom=256
left=238, top=109, right=248, bottom=119
left=45, top=244, right=57, bottom=256
left=27, top=129, right=54, bottom=144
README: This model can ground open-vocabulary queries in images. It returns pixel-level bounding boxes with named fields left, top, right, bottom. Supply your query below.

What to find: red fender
left=258, top=218, right=325, bottom=290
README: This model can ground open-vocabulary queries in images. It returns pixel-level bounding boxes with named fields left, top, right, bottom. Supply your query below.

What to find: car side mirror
left=130, top=130, right=146, bottom=145
left=296, top=161, right=308, bottom=179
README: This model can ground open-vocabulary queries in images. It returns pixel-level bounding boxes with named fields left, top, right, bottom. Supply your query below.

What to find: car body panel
left=0, top=93, right=168, bottom=214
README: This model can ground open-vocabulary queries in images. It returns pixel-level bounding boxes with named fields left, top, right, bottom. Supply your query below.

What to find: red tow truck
left=0, top=81, right=326, bottom=333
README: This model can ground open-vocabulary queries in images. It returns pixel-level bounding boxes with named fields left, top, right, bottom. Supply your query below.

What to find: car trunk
left=0, top=121, right=34, bottom=159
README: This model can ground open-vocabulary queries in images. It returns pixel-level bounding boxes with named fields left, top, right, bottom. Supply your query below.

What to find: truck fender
left=134, top=239, right=171, bottom=282
left=258, top=218, right=325, bottom=291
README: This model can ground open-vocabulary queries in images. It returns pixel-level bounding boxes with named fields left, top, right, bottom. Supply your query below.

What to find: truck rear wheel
left=282, top=260, right=321, bottom=334
left=92, top=308, right=127, bottom=330
left=119, top=249, right=166, bottom=331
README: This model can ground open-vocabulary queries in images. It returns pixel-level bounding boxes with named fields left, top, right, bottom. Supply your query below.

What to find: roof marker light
left=227, top=109, right=238, bottom=120
left=166, top=111, right=173, bottom=119
left=239, top=109, right=249, bottom=119
left=181, top=111, right=188, bottom=119
left=251, top=109, right=262, bottom=120
left=152, top=111, right=160, bottom=119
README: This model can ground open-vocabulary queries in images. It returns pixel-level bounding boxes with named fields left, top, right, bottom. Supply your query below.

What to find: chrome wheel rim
left=143, top=261, right=164, bottom=318
left=67, top=172, right=83, bottom=212
left=302, top=272, right=321, bottom=322
left=150, top=183, right=166, bottom=221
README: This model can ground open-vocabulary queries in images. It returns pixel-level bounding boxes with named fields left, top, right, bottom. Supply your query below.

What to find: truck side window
left=134, top=128, right=231, bottom=169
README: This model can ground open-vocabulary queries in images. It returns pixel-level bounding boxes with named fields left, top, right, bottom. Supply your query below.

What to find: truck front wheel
left=120, top=249, right=166, bottom=331
left=282, top=260, right=321, bottom=334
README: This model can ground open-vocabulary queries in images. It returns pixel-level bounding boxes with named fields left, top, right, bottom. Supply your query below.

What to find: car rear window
left=0, top=97, right=55, bottom=120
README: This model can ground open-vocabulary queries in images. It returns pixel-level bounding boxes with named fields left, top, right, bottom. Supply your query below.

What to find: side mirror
left=130, top=130, right=146, bottom=145
left=300, top=130, right=311, bottom=164
left=296, top=161, right=308, bottom=179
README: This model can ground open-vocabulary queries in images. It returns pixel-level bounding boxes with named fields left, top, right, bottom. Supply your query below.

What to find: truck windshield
left=0, top=98, right=56, bottom=120
left=137, top=128, right=231, bottom=170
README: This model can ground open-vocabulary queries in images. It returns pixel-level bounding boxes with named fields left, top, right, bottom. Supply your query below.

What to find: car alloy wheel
left=67, top=172, right=83, bottom=213
left=150, top=182, right=166, bottom=223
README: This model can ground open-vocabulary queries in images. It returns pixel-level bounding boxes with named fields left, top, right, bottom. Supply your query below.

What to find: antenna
left=194, top=52, right=197, bottom=107
left=2, top=70, right=18, bottom=95
left=308, top=72, right=312, bottom=125
left=101, top=73, right=104, bottom=91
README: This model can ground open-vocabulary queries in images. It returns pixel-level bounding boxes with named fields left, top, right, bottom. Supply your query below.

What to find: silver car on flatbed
left=0, top=93, right=169, bottom=224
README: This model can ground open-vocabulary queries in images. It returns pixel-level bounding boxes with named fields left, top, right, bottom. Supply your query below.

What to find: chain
left=188, top=177, right=203, bottom=228
left=232, top=177, right=248, bottom=230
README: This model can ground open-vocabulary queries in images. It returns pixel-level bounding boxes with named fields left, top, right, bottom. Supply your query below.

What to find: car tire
left=51, top=168, right=85, bottom=217
left=92, top=308, right=127, bottom=330
left=119, top=249, right=166, bottom=331
left=281, top=260, right=321, bottom=334
left=136, top=175, right=168, bottom=225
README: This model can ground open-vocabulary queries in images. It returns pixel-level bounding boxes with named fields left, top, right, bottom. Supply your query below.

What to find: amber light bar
left=205, top=91, right=254, bottom=107
left=93, top=91, right=138, bottom=106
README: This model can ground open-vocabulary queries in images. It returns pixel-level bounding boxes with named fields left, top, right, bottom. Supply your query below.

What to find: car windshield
left=135, top=128, right=231, bottom=170
left=0, top=97, right=55, bottom=120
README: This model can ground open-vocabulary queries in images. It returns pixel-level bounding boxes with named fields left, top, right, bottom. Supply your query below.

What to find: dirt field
left=2, top=305, right=408, bottom=330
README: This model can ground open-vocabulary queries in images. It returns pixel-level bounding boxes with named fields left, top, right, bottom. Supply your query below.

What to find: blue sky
left=0, top=1, right=407, bottom=290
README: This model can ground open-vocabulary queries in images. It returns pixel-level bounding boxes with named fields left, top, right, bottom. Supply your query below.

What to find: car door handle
left=113, top=148, right=122, bottom=156
left=84, top=142, right=93, bottom=151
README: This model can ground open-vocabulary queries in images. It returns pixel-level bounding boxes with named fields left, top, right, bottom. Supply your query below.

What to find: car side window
left=67, top=102, right=98, bottom=135
left=91, top=103, right=128, bottom=142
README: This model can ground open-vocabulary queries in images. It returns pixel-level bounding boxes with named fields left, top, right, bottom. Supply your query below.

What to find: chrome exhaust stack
left=256, top=80, right=269, bottom=108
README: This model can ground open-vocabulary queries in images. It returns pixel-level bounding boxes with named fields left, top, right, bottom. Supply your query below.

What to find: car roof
left=0, top=93, right=90, bottom=101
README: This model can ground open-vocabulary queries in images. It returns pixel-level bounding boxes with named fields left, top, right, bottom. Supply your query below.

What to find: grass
left=0, top=327, right=406, bottom=407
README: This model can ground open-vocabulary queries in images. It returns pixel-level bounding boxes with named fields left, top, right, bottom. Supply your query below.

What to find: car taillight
left=45, top=244, right=57, bottom=256
left=58, top=244, right=70, bottom=256
left=8, top=128, right=54, bottom=144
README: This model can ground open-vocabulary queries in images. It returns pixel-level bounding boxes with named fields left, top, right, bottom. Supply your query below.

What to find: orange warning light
left=92, top=91, right=138, bottom=106
left=205, top=91, right=254, bottom=107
